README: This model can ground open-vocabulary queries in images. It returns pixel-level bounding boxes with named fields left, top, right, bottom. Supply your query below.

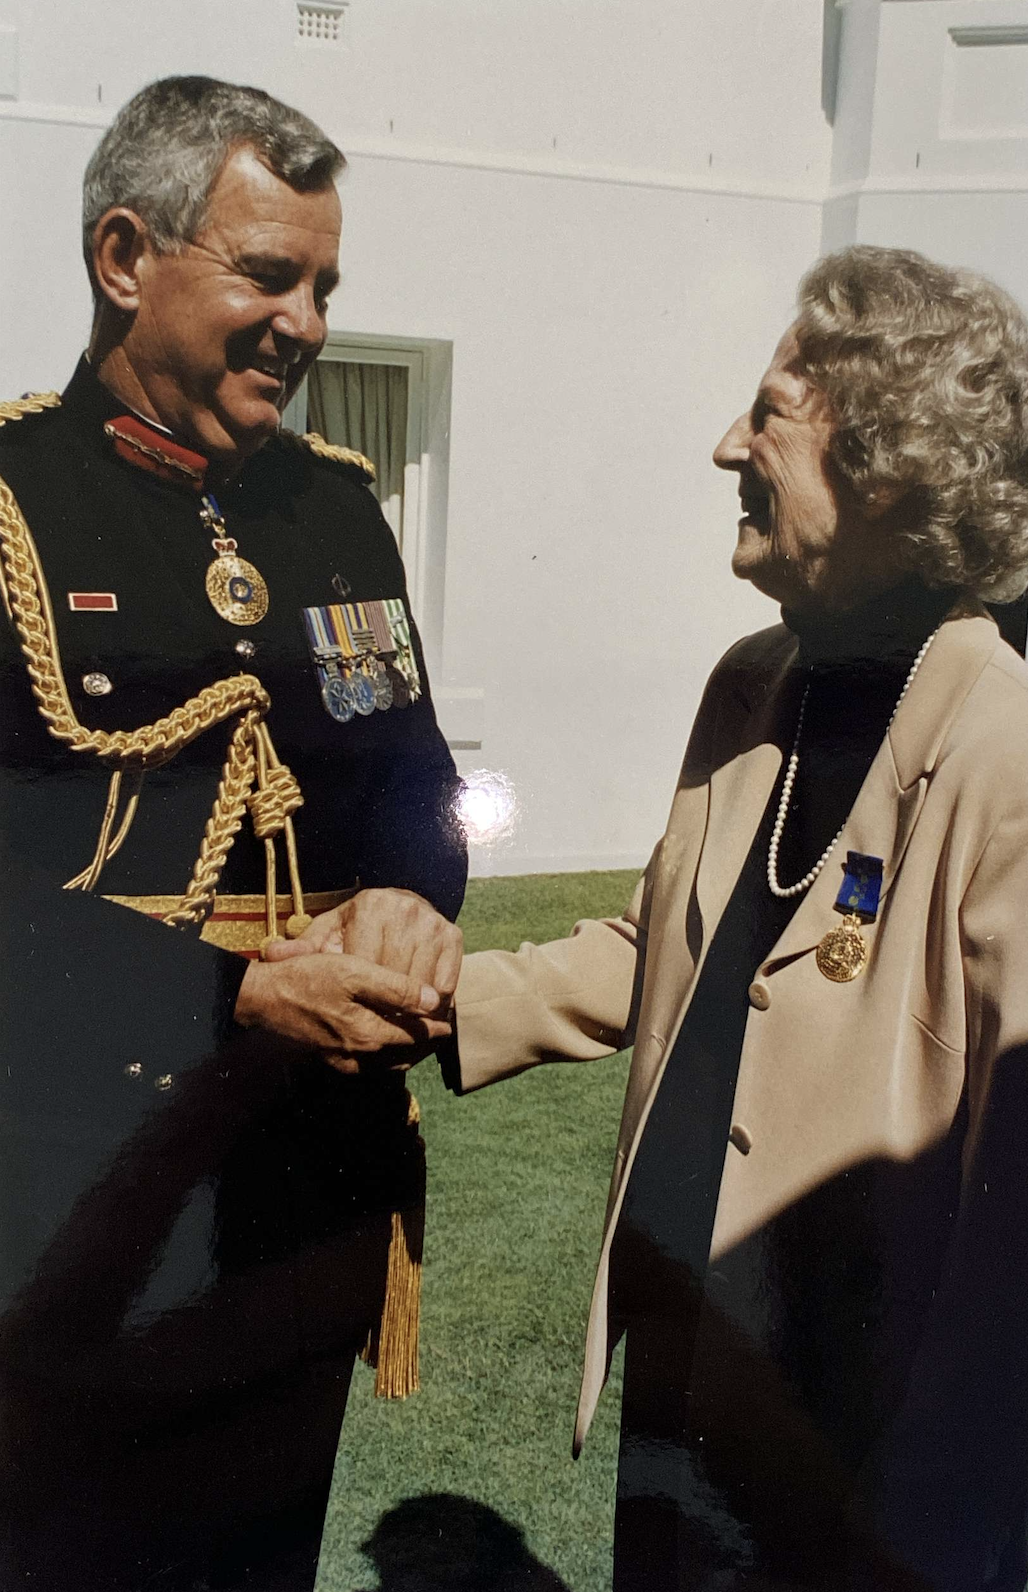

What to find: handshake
left=234, top=888, right=464, bottom=1074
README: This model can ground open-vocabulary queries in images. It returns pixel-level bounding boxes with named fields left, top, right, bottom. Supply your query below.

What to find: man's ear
left=91, top=208, right=150, bottom=314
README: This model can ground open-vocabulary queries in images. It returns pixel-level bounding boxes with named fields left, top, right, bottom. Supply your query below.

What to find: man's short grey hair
left=795, top=245, right=1028, bottom=603
left=82, top=75, right=345, bottom=295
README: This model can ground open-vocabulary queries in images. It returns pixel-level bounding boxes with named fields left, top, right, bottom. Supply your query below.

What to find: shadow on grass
left=355, top=1493, right=572, bottom=1591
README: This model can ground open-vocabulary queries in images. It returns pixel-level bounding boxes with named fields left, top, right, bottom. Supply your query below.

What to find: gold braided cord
left=65, top=770, right=144, bottom=890
left=162, top=711, right=262, bottom=929
left=0, top=482, right=271, bottom=768
left=0, top=396, right=61, bottom=622
left=361, top=1091, right=424, bottom=1399
left=79, top=768, right=126, bottom=893
left=247, top=722, right=310, bottom=937
left=0, top=392, right=307, bottom=931
left=249, top=725, right=304, bottom=837
left=282, top=814, right=308, bottom=928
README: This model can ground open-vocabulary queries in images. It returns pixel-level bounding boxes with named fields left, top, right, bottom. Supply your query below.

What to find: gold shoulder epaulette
left=0, top=395, right=61, bottom=620
left=296, top=430, right=376, bottom=485
left=0, top=392, right=61, bottom=427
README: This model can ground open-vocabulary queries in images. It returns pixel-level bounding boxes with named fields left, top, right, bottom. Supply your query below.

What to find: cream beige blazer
left=453, top=607, right=1028, bottom=1453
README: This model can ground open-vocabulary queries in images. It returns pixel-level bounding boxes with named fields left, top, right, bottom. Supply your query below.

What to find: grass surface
left=317, top=870, right=639, bottom=1592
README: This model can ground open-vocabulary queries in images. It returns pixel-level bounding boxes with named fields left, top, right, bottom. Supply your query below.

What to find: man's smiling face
left=126, top=144, right=341, bottom=464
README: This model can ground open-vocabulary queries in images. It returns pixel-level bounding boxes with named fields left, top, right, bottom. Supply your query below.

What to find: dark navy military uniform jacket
left=0, top=359, right=466, bottom=1591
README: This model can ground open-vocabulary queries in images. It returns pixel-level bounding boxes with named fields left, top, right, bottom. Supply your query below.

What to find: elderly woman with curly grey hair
left=287, top=244, right=1028, bottom=1591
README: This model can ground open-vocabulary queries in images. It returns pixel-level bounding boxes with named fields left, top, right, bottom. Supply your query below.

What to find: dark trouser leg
left=206, top=1495, right=330, bottom=1592
left=616, top=1319, right=782, bottom=1592
left=205, top=1352, right=361, bottom=1592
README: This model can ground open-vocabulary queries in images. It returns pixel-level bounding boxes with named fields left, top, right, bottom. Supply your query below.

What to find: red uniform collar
left=103, top=413, right=209, bottom=493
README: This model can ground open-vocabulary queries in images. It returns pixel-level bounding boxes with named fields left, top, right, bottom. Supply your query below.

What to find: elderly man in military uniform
left=0, top=76, right=465, bottom=1592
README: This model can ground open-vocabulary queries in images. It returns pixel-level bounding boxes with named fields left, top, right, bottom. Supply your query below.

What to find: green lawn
left=317, top=870, right=638, bottom=1592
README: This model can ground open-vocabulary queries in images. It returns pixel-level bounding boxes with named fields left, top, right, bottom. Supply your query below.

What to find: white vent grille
left=296, top=1, right=347, bottom=45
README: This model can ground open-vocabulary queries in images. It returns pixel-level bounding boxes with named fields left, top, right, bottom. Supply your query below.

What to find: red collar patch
left=103, top=415, right=208, bottom=491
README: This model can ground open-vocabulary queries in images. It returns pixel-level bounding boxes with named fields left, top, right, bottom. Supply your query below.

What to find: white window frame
left=282, top=333, right=452, bottom=680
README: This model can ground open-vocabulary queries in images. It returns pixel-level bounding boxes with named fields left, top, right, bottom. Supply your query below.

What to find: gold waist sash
left=103, top=888, right=356, bottom=957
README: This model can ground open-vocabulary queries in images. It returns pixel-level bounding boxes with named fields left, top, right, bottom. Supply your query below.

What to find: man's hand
left=234, top=948, right=451, bottom=1075
left=263, top=888, right=464, bottom=1004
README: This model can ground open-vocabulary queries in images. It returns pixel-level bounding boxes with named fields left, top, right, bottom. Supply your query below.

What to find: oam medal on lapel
left=815, top=852, right=883, bottom=983
left=302, top=597, right=422, bottom=724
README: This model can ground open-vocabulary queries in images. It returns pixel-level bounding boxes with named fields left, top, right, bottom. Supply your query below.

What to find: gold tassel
left=361, top=1092, right=425, bottom=1399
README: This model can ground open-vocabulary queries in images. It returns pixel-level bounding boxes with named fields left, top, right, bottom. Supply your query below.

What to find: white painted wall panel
left=0, top=0, right=831, bottom=191
left=825, top=1, right=1028, bottom=333
left=336, top=156, right=819, bottom=874
left=831, top=0, right=1028, bottom=190
left=0, top=117, right=97, bottom=394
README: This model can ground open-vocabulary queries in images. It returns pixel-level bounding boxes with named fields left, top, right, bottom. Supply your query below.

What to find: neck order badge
left=199, top=493, right=270, bottom=626
left=103, top=415, right=269, bottom=626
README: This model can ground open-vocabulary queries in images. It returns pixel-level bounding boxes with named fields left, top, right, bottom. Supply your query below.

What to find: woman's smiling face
left=714, top=326, right=901, bottom=614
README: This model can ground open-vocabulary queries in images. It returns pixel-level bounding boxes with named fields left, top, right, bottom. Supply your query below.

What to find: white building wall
left=824, top=0, right=1028, bottom=309
left=336, top=160, right=822, bottom=871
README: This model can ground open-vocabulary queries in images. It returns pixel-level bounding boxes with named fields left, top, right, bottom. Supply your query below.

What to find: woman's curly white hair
left=795, top=245, right=1028, bottom=602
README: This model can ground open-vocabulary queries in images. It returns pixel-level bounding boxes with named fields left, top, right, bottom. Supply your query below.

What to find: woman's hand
left=263, top=887, right=464, bottom=1004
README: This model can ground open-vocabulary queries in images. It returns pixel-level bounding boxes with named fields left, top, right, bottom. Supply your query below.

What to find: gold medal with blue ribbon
left=200, top=492, right=269, bottom=626
left=815, top=852, right=882, bottom=983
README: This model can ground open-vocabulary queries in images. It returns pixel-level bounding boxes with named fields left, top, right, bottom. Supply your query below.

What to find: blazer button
left=729, top=1123, right=753, bottom=1155
left=748, top=980, right=771, bottom=1011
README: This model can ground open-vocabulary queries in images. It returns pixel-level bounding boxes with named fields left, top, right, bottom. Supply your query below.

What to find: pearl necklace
left=767, top=627, right=939, bottom=899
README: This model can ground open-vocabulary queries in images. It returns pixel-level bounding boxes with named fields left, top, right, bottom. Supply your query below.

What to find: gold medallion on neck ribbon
left=205, top=552, right=269, bottom=626
left=199, top=492, right=269, bottom=626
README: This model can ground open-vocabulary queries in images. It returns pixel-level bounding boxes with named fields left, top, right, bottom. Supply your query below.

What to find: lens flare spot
left=457, top=769, right=517, bottom=846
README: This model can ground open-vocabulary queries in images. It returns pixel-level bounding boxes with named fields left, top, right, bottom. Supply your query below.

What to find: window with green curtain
left=306, top=360, right=409, bottom=545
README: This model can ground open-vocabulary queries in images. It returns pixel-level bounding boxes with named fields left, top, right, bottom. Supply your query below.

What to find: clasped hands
left=234, top=889, right=463, bottom=1074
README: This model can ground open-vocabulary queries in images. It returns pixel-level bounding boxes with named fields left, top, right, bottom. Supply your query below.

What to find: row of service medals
left=197, top=488, right=422, bottom=725
left=303, top=598, right=422, bottom=723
